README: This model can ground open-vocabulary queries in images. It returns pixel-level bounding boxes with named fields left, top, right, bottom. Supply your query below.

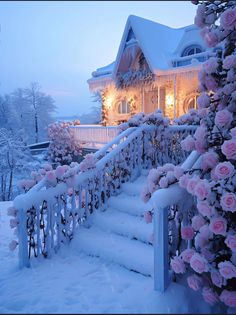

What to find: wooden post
left=154, top=206, right=170, bottom=292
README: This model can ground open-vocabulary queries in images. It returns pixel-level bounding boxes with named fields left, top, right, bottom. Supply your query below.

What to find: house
left=87, top=15, right=220, bottom=125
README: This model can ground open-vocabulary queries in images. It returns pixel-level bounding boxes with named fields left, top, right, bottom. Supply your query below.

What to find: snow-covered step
left=73, top=226, right=153, bottom=276
left=90, top=208, right=153, bottom=244
left=108, top=193, right=150, bottom=216
left=121, top=175, right=147, bottom=196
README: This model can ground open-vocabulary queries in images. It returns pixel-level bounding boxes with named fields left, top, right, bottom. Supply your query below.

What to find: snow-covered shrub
left=173, top=108, right=202, bottom=125
left=151, top=1, right=236, bottom=310
left=47, top=121, right=82, bottom=165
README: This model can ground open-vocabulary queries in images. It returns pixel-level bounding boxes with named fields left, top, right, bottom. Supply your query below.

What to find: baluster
left=36, top=206, right=41, bottom=257
left=71, top=190, right=76, bottom=234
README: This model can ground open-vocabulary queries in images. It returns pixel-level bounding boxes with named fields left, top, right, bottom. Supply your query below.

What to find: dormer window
left=181, top=45, right=203, bottom=57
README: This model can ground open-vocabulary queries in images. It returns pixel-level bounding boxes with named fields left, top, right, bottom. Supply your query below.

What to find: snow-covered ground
left=0, top=201, right=223, bottom=314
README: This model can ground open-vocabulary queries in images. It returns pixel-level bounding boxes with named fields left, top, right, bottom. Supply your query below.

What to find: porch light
left=166, top=94, right=174, bottom=107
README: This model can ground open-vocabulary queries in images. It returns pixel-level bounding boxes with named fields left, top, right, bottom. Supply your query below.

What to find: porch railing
left=14, top=124, right=197, bottom=269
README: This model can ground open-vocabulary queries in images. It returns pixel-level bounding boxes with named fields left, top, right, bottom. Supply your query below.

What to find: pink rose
left=220, top=193, right=236, bottom=213
left=181, top=135, right=196, bottom=152
left=181, top=226, right=195, bottom=240
left=170, top=256, right=186, bottom=274
left=197, top=201, right=214, bottom=218
left=147, top=168, right=160, bottom=183
left=225, top=235, right=236, bottom=252
left=214, top=161, right=234, bottom=180
left=190, top=253, right=209, bottom=274
left=201, top=247, right=215, bottom=262
left=195, top=234, right=208, bottom=249
left=55, top=166, right=65, bottom=178
left=186, top=176, right=200, bottom=194
left=42, top=163, right=52, bottom=171
left=202, top=287, right=219, bottom=305
left=192, top=215, right=205, bottom=231
left=199, top=224, right=213, bottom=239
left=215, top=109, right=233, bottom=128
left=211, top=270, right=224, bottom=288
left=187, top=274, right=202, bottom=291
left=194, top=180, right=211, bottom=200
left=197, top=93, right=211, bottom=109
left=180, top=248, right=195, bottom=263
left=221, top=139, right=236, bottom=160
left=7, top=207, right=17, bottom=217
left=205, top=76, right=218, bottom=91
left=46, top=171, right=57, bottom=184
left=218, top=261, right=236, bottom=279
left=220, top=290, right=236, bottom=308
left=144, top=211, right=153, bottom=224
left=173, top=166, right=184, bottom=179
left=201, top=27, right=218, bottom=47
left=223, top=55, right=236, bottom=69
left=204, top=57, right=218, bottom=74
left=10, top=218, right=18, bottom=229
left=9, top=240, right=18, bottom=251
left=201, top=151, right=218, bottom=171
left=179, top=174, right=189, bottom=189
left=209, top=217, right=227, bottom=236
left=159, top=176, right=169, bottom=188
left=220, top=7, right=236, bottom=31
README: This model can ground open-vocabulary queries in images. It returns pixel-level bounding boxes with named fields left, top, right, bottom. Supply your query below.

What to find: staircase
left=73, top=174, right=154, bottom=277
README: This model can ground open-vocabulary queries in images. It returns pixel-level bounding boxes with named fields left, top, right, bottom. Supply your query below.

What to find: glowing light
left=106, top=96, right=114, bottom=109
left=166, top=94, right=174, bottom=107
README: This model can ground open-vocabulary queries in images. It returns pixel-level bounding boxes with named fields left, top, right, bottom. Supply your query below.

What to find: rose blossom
left=7, top=207, right=17, bottom=217
left=201, top=151, right=218, bottom=171
left=197, top=201, right=214, bottom=218
left=220, top=7, right=236, bottom=31
left=190, top=253, right=209, bottom=274
left=195, top=233, right=208, bottom=249
left=179, top=174, right=189, bottom=189
left=230, top=127, right=236, bottom=138
left=144, top=211, right=153, bottom=224
left=221, top=139, right=236, bottom=160
left=218, top=261, right=236, bottom=280
left=223, top=55, right=236, bottom=69
left=197, top=92, right=211, bottom=109
left=180, top=248, right=195, bottom=263
left=199, top=224, right=213, bottom=239
left=202, top=287, right=219, bottom=305
left=204, top=57, right=218, bottom=74
left=201, top=247, right=215, bottom=262
left=55, top=166, right=65, bottom=178
left=159, top=176, right=169, bottom=188
left=225, top=235, right=236, bottom=252
left=220, top=290, right=236, bottom=308
left=215, top=109, right=233, bottom=128
left=214, top=161, right=234, bottom=180
left=211, top=270, right=224, bottom=288
left=209, top=216, right=227, bottom=236
left=191, top=215, right=205, bottom=231
left=220, top=193, right=236, bottom=213
left=186, top=176, right=199, bottom=194
left=46, top=171, right=57, bottom=184
left=181, top=226, right=195, bottom=240
left=9, top=240, right=18, bottom=251
left=187, top=274, right=202, bottom=291
left=205, top=75, right=218, bottom=91
left=10, top=218, right=18, bottom=229
left=194, top=179, right=211, bottom=200
left=201, top=27, right=218, bottom=47
left=170, top=256, right=185, bottom=274
left=173, top=166, right=184, bottom=179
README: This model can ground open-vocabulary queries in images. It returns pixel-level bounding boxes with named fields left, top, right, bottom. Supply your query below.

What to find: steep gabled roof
left=112, top=15, right=190, bottom=77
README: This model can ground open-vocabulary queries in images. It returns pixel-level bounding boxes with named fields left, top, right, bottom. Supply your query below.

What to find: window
left=181, top=45, right=203, bottom=57
left=118, top=100, right=131, bottom=114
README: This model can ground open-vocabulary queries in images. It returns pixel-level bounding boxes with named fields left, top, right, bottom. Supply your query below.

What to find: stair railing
left=14, top=124, right=197, bottom=268
left=151, top=150, right=201, bottom=292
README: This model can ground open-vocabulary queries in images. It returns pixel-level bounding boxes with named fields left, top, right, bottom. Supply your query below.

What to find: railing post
left=18, top=209, right=30, bottom=268
left=154, top=206, right=170, bottom=292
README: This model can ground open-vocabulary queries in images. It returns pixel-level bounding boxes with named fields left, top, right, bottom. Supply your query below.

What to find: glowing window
left=118, top=100, right=131, bottom=114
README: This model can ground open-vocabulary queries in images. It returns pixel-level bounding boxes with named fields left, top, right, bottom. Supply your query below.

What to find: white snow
left=0, top=185, right=222, bottom=314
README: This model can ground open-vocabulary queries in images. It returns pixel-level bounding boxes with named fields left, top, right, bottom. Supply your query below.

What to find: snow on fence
left=70, top=125, right=119, bottom=149
left=152, top=150, right=200, bottom=292
left=14, top=124, right=197, bottom=272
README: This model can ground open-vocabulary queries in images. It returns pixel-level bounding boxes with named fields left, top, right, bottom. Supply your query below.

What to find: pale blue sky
left=0, top=1, right=197, bottom=117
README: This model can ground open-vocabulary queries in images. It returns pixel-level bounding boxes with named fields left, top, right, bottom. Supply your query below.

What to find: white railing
left=70, top=125, right=119, bottom=149
left=14, top=124, right=197, bottom=269
left=151, top=150, right=201, bottom=292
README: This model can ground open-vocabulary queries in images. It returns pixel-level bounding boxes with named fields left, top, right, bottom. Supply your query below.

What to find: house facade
left=87, top=15, right=220, bottom=125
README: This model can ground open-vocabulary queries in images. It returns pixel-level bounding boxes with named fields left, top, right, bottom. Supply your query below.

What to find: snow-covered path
left=0, top=191, right=218, bottom=314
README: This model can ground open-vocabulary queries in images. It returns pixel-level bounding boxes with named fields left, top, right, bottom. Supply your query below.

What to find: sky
left=0, top=1, right=197, bottom=117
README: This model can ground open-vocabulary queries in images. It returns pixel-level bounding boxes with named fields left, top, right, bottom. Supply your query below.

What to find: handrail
left=15, top=123, right=198, bottom=268
left=151, top=150, right=200, bottom=292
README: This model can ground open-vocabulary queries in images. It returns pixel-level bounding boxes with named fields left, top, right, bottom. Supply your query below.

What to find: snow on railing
left=151, top=150, right=200, bottom=292
left=70, top=125, right=119, bottom=149
left=14, top=124, right=197, bottom=268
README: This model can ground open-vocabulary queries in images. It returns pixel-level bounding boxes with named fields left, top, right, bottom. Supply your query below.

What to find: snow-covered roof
left=88, top=15, right=212, bottom=90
